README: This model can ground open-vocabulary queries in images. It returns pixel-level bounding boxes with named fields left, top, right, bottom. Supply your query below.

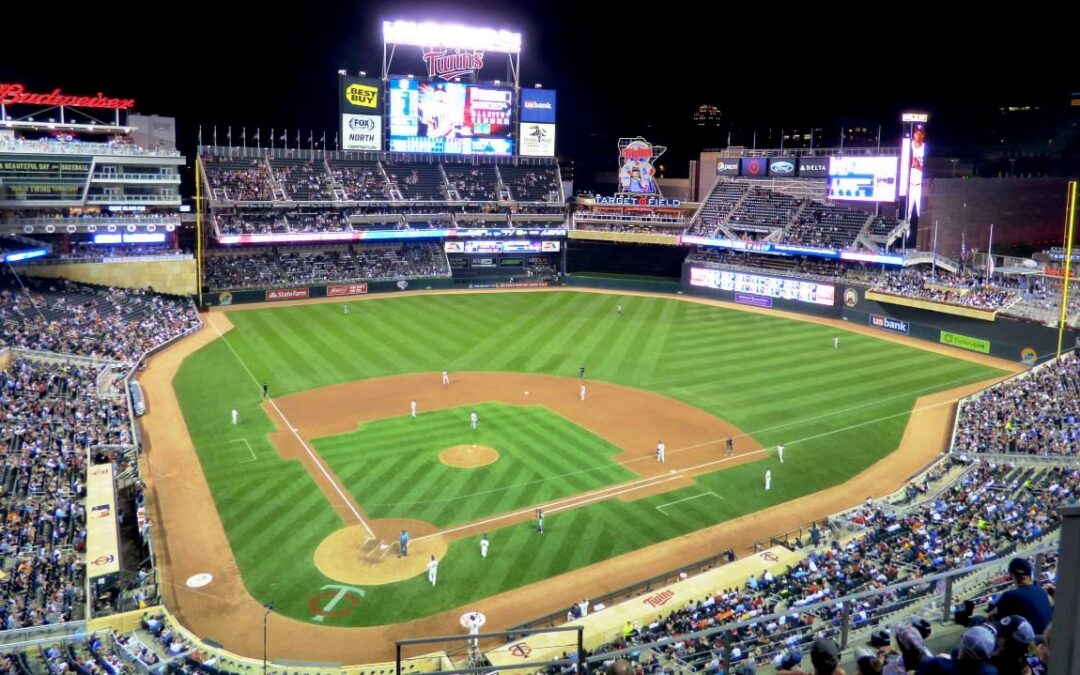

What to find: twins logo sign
left=870, top=314, right=910, bottom=335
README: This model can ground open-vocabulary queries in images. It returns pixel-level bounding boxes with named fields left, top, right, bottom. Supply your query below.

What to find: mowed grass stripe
left=174, top=291, right=1006, bottom=626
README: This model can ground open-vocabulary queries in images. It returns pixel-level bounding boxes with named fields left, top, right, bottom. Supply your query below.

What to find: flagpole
left=1057, top=180, right=1078, bottom=357
left=932, top=220, right=939, bottom=281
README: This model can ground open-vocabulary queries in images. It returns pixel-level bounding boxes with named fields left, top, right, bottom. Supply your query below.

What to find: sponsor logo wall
left=715, top=159, right=739, bottom=176
left=767, top=158, right=796, bottom=176
left=520, top=123, right=555, bottom=157
left=266, top=288, right=311, bottom=302
left=327, top=284, right=369, bottom=297
left=740, top=157, right=768, bottom=178
left=939, top=330, right=990, bottom=354
left=339, top=75, right=383, bottom=150
left=870, top=314, right=910, bottom=335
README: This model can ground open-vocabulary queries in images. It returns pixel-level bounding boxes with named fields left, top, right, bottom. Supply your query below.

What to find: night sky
left=2, top=2, right=1076, bottom=188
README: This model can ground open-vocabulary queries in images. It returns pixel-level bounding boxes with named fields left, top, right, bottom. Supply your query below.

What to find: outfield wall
left=198, top=277, right=552, bottom=307
left=21, top=257, right=196, bottom=295
left=679, top=262, right=1078, bottom=363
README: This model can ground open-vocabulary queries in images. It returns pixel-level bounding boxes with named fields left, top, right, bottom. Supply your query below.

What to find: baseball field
left=163, top=289, right=1008, bottom=634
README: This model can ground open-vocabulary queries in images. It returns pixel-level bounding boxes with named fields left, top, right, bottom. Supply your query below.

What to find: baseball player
left=411, top=399, right=418, bottom=418
left=579, top=366, right=585, bottom=380
left=536, top=508, right=544, bottom=534
left=442, top=370, right=450, bottom=386
left=725, top=437, right=734, bottom=457
left=470, top=409, right=478, bottom=430
left=617, top=304, right=623, bottom=315
left=427, top=554, right=438, bottom=586
left=262, top=383, right=268, bottom=399
left=656, top=440, right=665, bottom=463
left=466, top=612, right=483, bottom=646
left=399, top=529, right=409, bottom=557
left=834, top=337, right=840, bottom=349
left=765, top=469, right=772, bottom=491
left=344, top=304, right=349, bottom=315
left=480, top=534, right=489, bottom=559
left=580, top=384, right=586, bottom=401
left=231, top=409, right=238, bottom=425
left=778, top=444, right=785, bottom=463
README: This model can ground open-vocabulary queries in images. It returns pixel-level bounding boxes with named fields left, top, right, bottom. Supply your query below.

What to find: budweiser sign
left=422, top=49, right=485, bottom=80
left=327, top=283, right=369, bottom=297
left=0, top=83, right=136, bottom=110
left=266, top=288, right=310, bottom=301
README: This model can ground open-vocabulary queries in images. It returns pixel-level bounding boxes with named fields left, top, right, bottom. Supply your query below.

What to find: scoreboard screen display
left=689, top=267, right=835, bottom=306
left=389, top=78, right=514, bottom=155
left=827, top=157, right=898, bottom=202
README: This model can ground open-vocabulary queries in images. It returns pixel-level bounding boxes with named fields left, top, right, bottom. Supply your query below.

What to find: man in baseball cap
left=913, top=626, right=996, bottom=675
left=990, top=615, right=1035, bottom=675
left=810, top=638, right=843, bottom=675
left=989, top=557, right=1052, bottom=636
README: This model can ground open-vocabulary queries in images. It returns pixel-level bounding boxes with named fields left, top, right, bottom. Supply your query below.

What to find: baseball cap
left=910, top=616, right=932, bottom=639
left=892, top=625, right=925, bottom=654
left=811, top=638, right=841, bottom=672
left=1008, top=557, right=1034, bottom=576
left=960, top=626, right=996, bottom=660
left=995, top=616, right=1035, bottom=645
left=854, top=647, right=876, bottom=661
left=870, top=628, right=892, bottom=648
left=778, top=649, right=803, bottom=670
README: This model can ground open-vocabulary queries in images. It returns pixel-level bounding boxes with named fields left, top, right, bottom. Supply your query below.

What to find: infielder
left=470, top=410, right=478, bottom=430
left=442, top=370, right=450, bottom=386
left=536, top=508, right=544, bottom=534
left=411, top=399, right=418, bottom=418
left=834, top=337, right=840, bottom=349
left=262, top=383, right=268, bottom=399
left=480, top=534, right=489, bottom=559
left=579, top=366, right=585, bottom=380
left=725, top=437, right=734, bottom=457
left=765, top=469, right=772, bottom=491
left=580, top=384, right=586, bottom=401
left=656, top=440, right=665, bottom=463
left=399, top=529, right=409, bottom=557
left=466, top=612, right=483, bottom=646
left=231, top=409, right=238, bottom=425
left=778, top=444, right=785, bottom=463
left=427, top=555, right=438, bottom=586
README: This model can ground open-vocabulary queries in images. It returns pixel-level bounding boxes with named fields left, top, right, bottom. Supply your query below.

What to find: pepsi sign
left=716, top=159, right=739, bottom=176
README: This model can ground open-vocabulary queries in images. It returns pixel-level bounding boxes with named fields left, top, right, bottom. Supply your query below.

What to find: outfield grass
left=314, top=403, right=636, bottom=526
left=173, top=291, right=1005, bottom=625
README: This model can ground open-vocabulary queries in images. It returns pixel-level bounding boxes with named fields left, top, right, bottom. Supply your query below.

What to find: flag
left=253, top=129, right=260, bottom=141
left=961, top=232, right=967, bottom=261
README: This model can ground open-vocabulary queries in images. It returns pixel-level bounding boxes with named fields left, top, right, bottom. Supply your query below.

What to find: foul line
left=656, top=491, right=722, bottom=515
left=208, top=316, right=375, bottom=539
left=415, top=394, right=963, bottom=541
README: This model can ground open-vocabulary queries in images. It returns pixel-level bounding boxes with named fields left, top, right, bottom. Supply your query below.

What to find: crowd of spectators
left=1002, top=277, right=1080, bottom=328
left=0, top=277, right=200, bottom=363
left=954, top=352, right=1080, bottom=456
left=445, top=167, right=499, bottom=201
left=330, top=161, right=389, bottom=200
left=202, top=157, right=274, bottom=202
left=873, top=271, right=1020, bottom=311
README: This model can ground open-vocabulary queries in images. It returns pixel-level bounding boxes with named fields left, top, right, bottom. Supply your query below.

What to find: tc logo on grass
left=308, top=584, right=365, bottom=621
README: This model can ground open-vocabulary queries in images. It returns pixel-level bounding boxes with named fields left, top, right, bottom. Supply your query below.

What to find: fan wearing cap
left=914, top=626, right=997, bottom=675
left=987, top=615, right=1036, bottom=675
left=810, top=638, right=844, bottom=675
left=854, top=647, right=885, bottom=675
left=989, top=558, right=1053, bottom=636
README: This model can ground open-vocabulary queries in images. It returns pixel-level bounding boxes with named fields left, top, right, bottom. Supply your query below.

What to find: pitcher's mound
left=313, top=519, right=447, bottom=585
left=439, top=445, right=499, bottom=468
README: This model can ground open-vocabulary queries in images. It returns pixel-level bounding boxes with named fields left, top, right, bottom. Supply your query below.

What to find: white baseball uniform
left=427, top=558, right=438, bottom=586
left=834, top=337, right=839, bottom=349
left=470, top=411, right=478, bottom=430
left=344, top=305, right=349, bottom=315
left=480, top=538, right=489, bottom=559
left=765, top=469, right=772, bottom=491
left=778, top=444, right=785, bottom=463
left=442, top=370, right=450, bottom=385
left=580, top=384, right=586, bottom=401
left=411, top=400, right=417, bottom=418
left=231, top=409, right=237, bottom=425
left=656, top=442, right=665, bottom=463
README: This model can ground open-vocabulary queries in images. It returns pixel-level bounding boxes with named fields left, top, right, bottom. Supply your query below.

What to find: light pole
left=263, top=601, right=274, bottom=675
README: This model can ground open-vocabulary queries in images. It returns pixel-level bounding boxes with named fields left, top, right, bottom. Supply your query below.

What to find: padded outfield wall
left=681, top=261, right=1077, bottom=364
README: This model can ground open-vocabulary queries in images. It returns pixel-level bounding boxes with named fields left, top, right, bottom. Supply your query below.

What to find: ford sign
left=769, top=160, right=795, bottom=175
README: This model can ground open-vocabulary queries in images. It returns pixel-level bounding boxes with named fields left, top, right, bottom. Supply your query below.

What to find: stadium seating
left=329, top=159, right=391, bottom=200
left=499, top=165, right=560, bottom=202
left=689, top=182, right=748, bottom=235
left=270, top=157, right=335, bottom=202
left=784, top=202, right=870, bottom=249
left=215, top=211, right=288, bottom=235
left=444, top=166, right=500, bottom=201
left=202, top=156, right=274, bottom=202
left=728, top=189, right=805, bottom=231
left=382, top=161, right=448, bottom=201
left=872, top=270, right=1020, bottom=311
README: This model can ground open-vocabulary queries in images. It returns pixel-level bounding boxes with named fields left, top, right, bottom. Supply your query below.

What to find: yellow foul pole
left=195, top=155, right=204, bottom=309
left=1057, top=180, right=1077, bottom=357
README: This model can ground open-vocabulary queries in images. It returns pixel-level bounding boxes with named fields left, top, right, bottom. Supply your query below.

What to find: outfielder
left=765, top=469, right=772, bottom=491
left=617, top=304, right=623, bottom=315
left=442, top=370, right=450, bottom=386
left=656, top=440, right=665, bottom=463
left=470, top=410, right=478, bottom=430
left=480, top=533, right=489, bottom=559
left=427, top=555, right=438, bottom=586
left=231, top=409, right=238, bottom=425
left=778, top=444, right=785, bottom=463
left=834, top=337, right=839, bottom=349
left=411, top=399, right=418, bottom=418
left=344, top=304, right=349, bottom=315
